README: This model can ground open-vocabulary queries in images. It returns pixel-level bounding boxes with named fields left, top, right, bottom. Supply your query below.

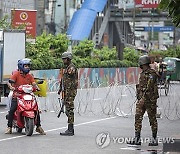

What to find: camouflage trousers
left=135, top=100, right=158, bottom=133
left=64, top=90, right=77, bottom=124
left=65, top=100, right=74, bottom=124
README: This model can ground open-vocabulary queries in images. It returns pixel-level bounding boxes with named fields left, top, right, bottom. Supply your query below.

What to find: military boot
left=127, top=132, right=141, bottom=145
left=60, top=124, right=74, bottom=136
left=149, top=132, right=158, bottom=146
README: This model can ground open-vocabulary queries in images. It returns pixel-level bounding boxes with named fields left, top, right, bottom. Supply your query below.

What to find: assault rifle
left=57, top=69, right=65, bottom=118
left=57, top=93, right=65, bottom=118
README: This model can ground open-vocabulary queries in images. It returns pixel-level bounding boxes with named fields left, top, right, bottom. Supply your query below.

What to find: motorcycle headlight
left=23, top=95, right=33, bottom=101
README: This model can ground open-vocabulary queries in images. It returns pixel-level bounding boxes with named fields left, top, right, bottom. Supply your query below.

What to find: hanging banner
left=11, top=9, right=37, bottom=39
left=135, top=0, right=161, bottom=8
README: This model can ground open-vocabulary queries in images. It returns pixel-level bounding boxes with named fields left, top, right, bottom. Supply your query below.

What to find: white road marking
left=49, top=111, right=55, bottom=113
left=0, top=116, right=117, bottom=142
left=0, top=111, right=8, bottom=114
left=0, top=135, right=25, bottom=142
left=75, top=116, right=116, bottom=127
left=92, top=98, right=102, bottom=101
left=120, top=147, right=137, bottom=151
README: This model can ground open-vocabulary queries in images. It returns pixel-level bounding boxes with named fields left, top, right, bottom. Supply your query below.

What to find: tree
left=123, top=47, right=141, bottom=64
left=0, top=15, right=11, bottom=29
left=26, top=32, right=68, bottom=69
left=159, top=0, right=180, bottom=27
left=73, top=40, right=94, bottom=58
left=93, top=47, right=117, bottom=61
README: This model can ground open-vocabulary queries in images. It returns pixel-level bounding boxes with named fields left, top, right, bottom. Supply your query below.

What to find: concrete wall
left=31, top=67, right=141, bottom=91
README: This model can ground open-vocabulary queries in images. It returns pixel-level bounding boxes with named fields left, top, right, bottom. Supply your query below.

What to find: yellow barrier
left=34, top=78, right=47, bottom=97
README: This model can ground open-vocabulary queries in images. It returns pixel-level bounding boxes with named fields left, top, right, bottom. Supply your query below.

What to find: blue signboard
left=144, top=26, right=174, bottom=32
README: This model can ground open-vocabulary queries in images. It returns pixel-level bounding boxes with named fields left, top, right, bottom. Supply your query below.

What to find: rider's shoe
left=5, top=127, right=12, bottom=134
left=36, top=126, right=46, bottom=135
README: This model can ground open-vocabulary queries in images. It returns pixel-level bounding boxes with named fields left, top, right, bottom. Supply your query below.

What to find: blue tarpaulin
left=67, top=9, right=96, bottom=40
left=81, top=0, right=107, bottom=12
left=67, top=0, right=107, bottom=41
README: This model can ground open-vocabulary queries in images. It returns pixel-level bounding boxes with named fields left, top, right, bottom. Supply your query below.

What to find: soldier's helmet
left=138, top=55, right=151, bottom=66
left=62, top=51, right=72, bottom=60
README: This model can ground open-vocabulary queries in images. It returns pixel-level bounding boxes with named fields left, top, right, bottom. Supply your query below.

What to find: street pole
left=64, top=0, right=67, bottom=31
left=133, top=0, right=136, bottom=46
left=151, top=8, right=154, bottom=50
left=173, top=27, right=176, bottom=46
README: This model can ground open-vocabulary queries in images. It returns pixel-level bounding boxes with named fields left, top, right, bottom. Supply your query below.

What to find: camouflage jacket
left=136, top=68, right=159, bottom=101
left=62, top=63, right=78, bottom=100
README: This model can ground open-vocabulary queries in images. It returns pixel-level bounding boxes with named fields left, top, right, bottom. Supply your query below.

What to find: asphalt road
left=0, top=83, right=179, bottom=154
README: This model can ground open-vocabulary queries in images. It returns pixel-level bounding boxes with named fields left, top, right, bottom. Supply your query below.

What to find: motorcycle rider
left=5, top=58, right=46, bottom=135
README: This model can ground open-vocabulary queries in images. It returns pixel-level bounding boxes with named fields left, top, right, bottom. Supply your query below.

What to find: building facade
left=0, top=0, right=45, bottom=36
left=0, top=0, right=83, bottom=35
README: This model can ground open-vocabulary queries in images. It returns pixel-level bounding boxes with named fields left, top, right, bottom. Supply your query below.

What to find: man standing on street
left=58, top=52, right=78, bottom=136
left=127, top=55, right=159, bottom=146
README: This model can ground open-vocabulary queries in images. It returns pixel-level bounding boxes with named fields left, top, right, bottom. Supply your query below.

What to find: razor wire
left=41, top=79, right=180, bottom=121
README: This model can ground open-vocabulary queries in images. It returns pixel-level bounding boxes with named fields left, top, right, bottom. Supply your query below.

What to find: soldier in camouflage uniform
left=58, top=52, right=78, bottom=136
left=127, top=55, right=159, bottom=146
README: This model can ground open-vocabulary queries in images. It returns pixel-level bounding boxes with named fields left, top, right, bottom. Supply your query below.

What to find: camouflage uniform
left=135, top=68, right=159, bottom=133
left=62, top=63, right=78, bottom=124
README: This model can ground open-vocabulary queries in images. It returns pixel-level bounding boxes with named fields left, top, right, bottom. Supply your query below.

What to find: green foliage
left=176, top=45, right=180, bottom=58
left=0, top=15, right=11, bottom=29
left=99, top=60, right=136, bottom=68
left=72, top=58, right=137, bottom=68
left=70, top=40, right=137, bottom=68
left=25, top=34, right=144, bottom=69
left=159, top=0, right=180, bottom=27
left=72, top=56, right=101, bottom=68
left=123, top=47, right=141, bottom=63
left=0, top=15, right=26, bottom=30
left=26, top=32, right=68, bottom=69
left=93, top=47, right=117, bottom=61
left=26, top=33, right=180, bottom=69
left=73, top=40, right=94, bottom=58
left=149, top=45, right=180, bottom=59
left=50, top=33, right=69, bottom=57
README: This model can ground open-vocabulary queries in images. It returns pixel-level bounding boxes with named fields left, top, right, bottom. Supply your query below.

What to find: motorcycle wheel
left=25, top=117, right=34, bottom=136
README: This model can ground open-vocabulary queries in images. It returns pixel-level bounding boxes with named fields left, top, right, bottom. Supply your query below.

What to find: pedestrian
left=58, top=52, right=78, bottom=136
left=149, top=55, right=158, bottom=74
left=7, top=68, right=19, bottom=110
left=127, top=55, right=159, bottom=146
left=157, top=57, right=167, bottom=84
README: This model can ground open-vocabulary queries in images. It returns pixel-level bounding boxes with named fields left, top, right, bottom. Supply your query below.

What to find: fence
left=32, top=67, right=180, bottom=120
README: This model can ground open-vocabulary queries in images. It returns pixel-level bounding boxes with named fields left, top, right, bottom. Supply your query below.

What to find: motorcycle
left=7, top=84, right=39, bottom=136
